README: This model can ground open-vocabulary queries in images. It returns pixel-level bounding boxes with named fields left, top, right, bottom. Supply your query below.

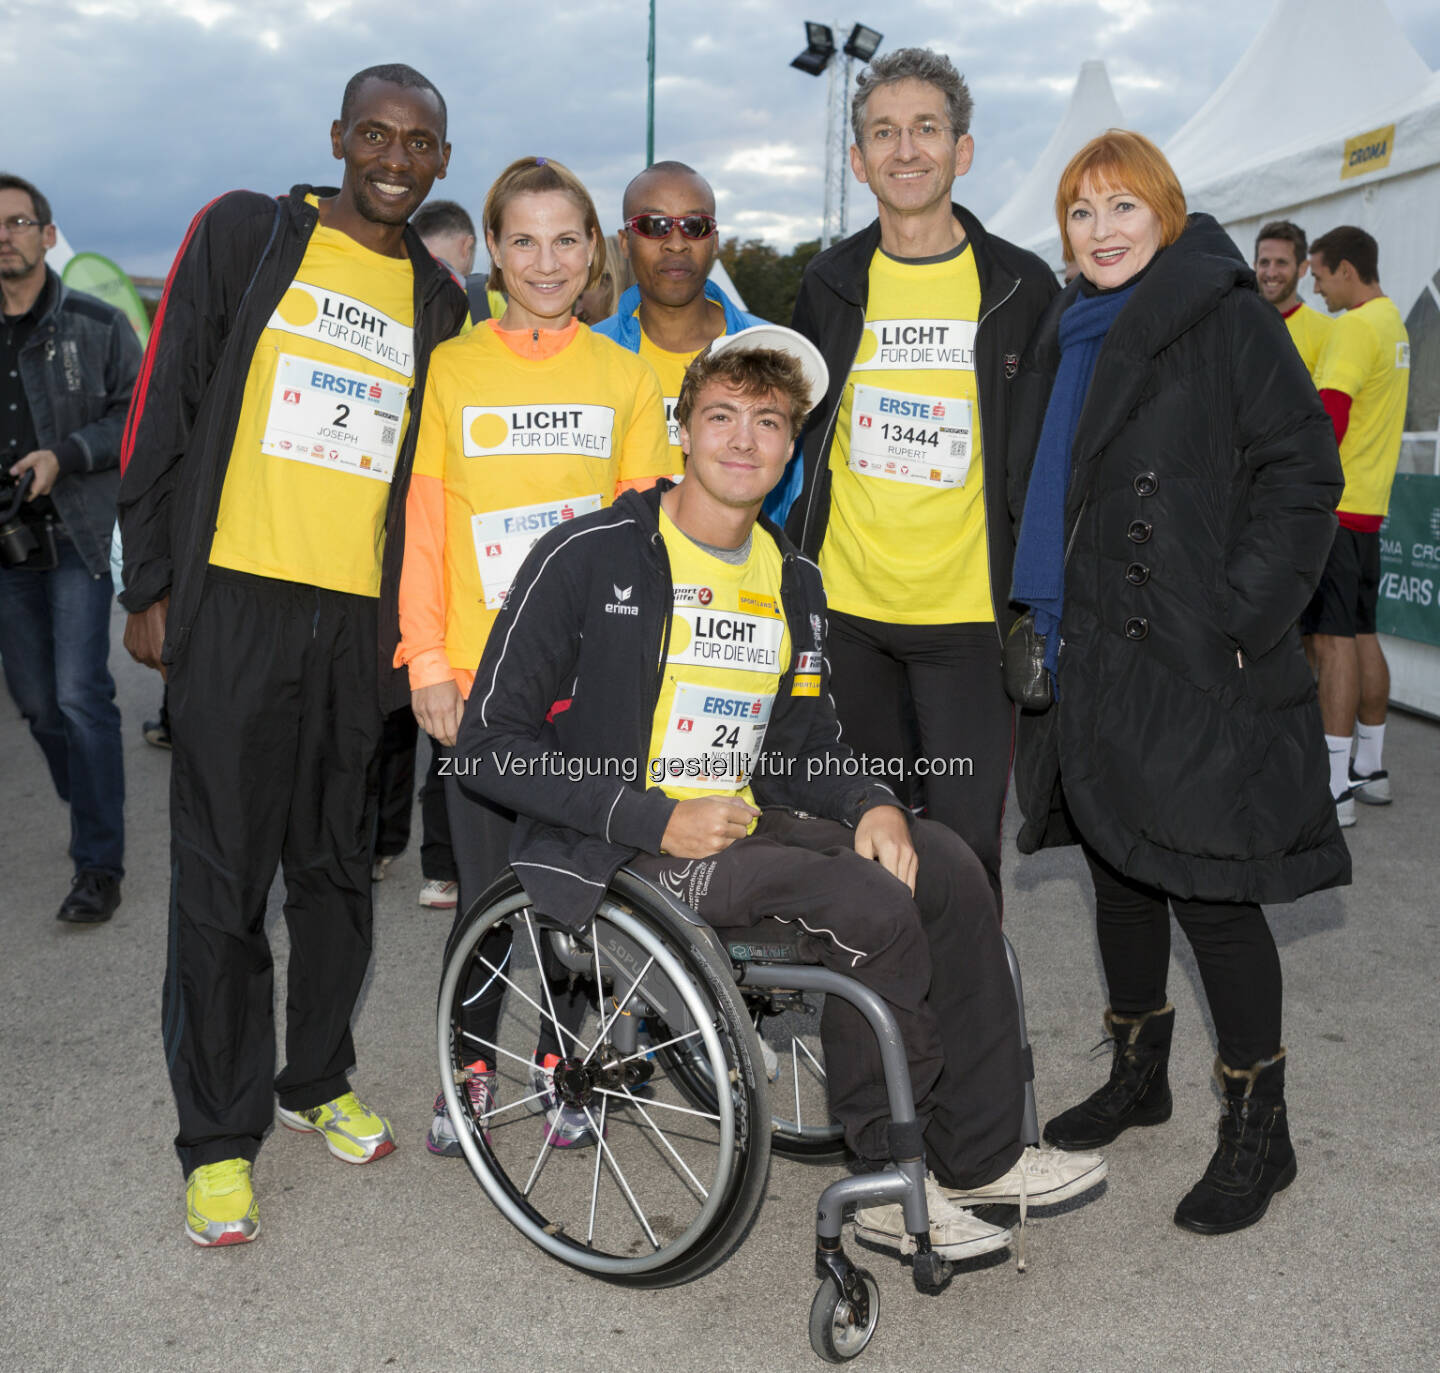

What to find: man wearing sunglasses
left=594, top=162, right=764, bottom=480
left=786, top=49, right=1059, bottom=909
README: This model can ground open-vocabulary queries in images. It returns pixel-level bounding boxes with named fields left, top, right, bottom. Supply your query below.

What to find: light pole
left=646, top=0, right=657, bottom=167
left=791, top=21, right=883, bottom=248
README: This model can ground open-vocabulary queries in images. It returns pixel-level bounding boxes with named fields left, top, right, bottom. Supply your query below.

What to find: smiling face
left=488, top=190, right=596, bottom=331
left=678, top=379, right=794, bottom=515
left=621, top=168, right=718, bottom=311
left=330, top=78, right=449, bottom=230
left=1255, top=237, right=1305, bottom=308
left=1065, top=174, right=1163, bottom=290
left=850, top=78, right=973, bottom=223
left=1308, top=253, right=1356, bottom=312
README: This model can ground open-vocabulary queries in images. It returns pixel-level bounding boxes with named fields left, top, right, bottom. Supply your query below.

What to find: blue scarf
left=1011, top=283, right=1136, bottom=674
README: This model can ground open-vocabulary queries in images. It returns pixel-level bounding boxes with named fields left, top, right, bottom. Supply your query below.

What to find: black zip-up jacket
left=456, top=484, right=898, bottom=927
left=116, top=184, right=467, bottom=711
left=786, top=204, right=1059, bottom=633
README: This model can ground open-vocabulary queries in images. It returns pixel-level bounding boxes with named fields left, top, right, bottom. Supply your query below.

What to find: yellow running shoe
left=276, top=1091, right=396, bottom=1164
left=185, top=1158, right=259, bottom=1247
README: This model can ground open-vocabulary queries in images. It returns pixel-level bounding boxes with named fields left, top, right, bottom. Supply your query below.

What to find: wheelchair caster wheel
left=809, top=1268, right=880, bottom=1362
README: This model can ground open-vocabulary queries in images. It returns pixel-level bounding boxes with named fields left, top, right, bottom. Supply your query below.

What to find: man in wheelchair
left=453, top=325, right=1106, bottom=1261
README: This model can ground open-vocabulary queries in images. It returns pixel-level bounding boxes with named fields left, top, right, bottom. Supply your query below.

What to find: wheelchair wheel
left=657, top=994, right=847, bottom=1163
left=809, top=1268, right=880, bottom=1362
left=438, top=875, right=771, bottom=1287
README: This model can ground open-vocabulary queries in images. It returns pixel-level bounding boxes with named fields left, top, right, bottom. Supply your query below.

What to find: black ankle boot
left=1043, top=1004, right=1174, bottom=1150
left=1174, top=1050, right=1296, bottom=1234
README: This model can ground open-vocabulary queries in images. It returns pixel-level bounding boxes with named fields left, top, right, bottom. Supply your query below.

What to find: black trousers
left=826, top=613, right=1013, bottom=910
left=1084, top=844, right=1283, bottom=1068
left=443, top=772, right=584, bottom=1061
left=374, top=705, right=455, bottom=880
left=164, top=569, right=384, bottom=1175
left=630, top=812, right=1024, bottom=1189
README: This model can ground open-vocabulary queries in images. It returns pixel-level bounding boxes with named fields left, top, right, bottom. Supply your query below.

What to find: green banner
left=1377, top=473, right=1440, bottom=646
left=60, top=251, right=150, bottom=347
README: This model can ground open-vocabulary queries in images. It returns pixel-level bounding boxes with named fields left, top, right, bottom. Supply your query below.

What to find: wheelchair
left=437, top=867, right=1039, bottom=1363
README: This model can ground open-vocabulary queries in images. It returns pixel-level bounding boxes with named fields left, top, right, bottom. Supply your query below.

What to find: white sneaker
left=419, top=878, right=459, bottom=909
left=1335, top=790, right=1357, bottom=829
left=853, top=1174, right=1011, bottom=1261
left=1348, top=766, right=1391, bottom=806
left=938, top=1145, right=1107, bottom=1208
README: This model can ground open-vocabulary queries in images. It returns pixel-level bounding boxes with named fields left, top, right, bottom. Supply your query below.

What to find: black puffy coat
left=1008, top=215, right=1351, bottom=905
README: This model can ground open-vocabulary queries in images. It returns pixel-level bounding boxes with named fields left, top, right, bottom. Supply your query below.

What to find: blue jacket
left=594, top=281, right=802, bottom=520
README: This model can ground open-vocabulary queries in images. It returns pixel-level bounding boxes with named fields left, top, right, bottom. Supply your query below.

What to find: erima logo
left=606, top=585, right=639, bottom=617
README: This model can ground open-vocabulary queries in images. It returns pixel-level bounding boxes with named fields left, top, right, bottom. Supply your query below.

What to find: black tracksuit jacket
left=116, top=184, right=467, bottom=711
left=455, top=484, right=897, bottom=927
left=786, top=203, right=1059, bottom=634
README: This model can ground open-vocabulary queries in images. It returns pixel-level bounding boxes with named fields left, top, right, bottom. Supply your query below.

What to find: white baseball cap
left=703, top=324, right=830, bottom=416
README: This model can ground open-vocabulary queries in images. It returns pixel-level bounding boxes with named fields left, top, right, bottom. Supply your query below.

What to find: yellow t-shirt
left=820, top=245, right=992, bottom=624
left=407, top=322, right=671, bottom=679
left=636, top=307, right=726, bottom=477
left=1314, top=295, right=1411, bottom=517
left=647, top=509, right=790, bottom=815
left=210, top=206, right=416, bottom=595
left=1283, top=301, right=1333, bottom=383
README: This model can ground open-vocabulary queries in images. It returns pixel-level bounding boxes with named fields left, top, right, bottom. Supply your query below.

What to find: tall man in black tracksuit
left=118, top=65, right=467, bottom=1246
left=786, top=49, right=1059, bottom=906
left=457, top=326, right=1105, bottom=1264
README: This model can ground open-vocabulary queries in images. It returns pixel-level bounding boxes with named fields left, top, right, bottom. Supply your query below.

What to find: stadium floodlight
left=843, top=24, right=882, bottom=61
left=790, top=22, right=836, bottom=76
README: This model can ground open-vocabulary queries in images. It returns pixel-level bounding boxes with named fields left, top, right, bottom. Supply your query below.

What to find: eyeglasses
left=864, top=121, right=953, bottom=148
left=624, top=213, right=718, bottom=241
left=0, top=216, right=46, bottom=234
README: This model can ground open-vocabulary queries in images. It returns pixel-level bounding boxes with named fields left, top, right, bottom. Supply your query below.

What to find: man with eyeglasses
left=0, top=172, right=141, bottom=924
left=786, top=49, right=1059, bottom=909
left=595, top=161, right=764, bottom=479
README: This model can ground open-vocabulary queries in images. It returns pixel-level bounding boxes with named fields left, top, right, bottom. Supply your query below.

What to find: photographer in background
left=0, top=173, right=140, bottom=923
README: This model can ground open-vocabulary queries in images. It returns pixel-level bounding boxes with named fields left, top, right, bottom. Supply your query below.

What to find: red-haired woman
left=1007, top=131, right=1349, bottom=1233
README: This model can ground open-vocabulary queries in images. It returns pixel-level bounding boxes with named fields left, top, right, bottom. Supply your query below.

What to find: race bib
left=470, top=494, right=603, bottom=609
left=851, top=318, right=976, bottom=373
left=654, top=682, right=774, bottom=790
left=262, top=354, right=406, bottom=483
left=848, top=383, right=972, bottom=488
left=461, top=404, right=615, bottom=459
left=267, top=283, right=414, bottom=376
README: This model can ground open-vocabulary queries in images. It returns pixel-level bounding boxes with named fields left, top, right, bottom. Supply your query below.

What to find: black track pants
left=630, top=812, right=1024, bottom=1189
left=164, top=570, right=383, bottom=1175
left=826, top=613, right=1013, bottom=910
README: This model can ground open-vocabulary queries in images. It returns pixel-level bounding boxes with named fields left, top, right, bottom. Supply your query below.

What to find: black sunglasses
left=624, top=213, right=718, bottom=241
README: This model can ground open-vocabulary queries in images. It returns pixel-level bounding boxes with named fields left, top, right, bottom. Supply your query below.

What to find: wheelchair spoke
left=520, top=1112, right=559, bottom=1198
left=586, top=1104, right=605, bottom=1246
left=794, top=1040, right=803, bottom=1129
left=463, top=949, right=587, bottom=1059
left=594, top=1087, right=721, bottom=1125
left=522, top=911, right=591, bottom=1058
left=584, top=1100, right=659, bottom=1252
left=583, top=929, right=656, bottom=1068
left=613, top=1090, right=710, bottom=1200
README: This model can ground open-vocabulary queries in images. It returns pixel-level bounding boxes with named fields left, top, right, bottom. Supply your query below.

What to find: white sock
left=1354, top=722, right=1386, bottom=777
left=1325, top=735, right=1352, bottom=799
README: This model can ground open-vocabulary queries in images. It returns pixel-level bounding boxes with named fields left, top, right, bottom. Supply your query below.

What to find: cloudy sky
left=12, top=0, right=1440, bottom=276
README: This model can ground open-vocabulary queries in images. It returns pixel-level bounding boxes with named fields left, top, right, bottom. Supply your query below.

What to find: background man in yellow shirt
left=1303, top=225, right=1411, bottom=825
left=1253, top=219, right=1331, bottom=383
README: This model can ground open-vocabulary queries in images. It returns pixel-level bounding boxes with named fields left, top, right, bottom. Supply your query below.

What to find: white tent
left=989, top=60, right=1127, bottom=248
left=47, top=225, right=76, bottom=274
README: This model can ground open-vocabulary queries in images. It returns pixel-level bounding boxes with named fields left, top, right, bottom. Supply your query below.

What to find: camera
left=0, top=470, right=58, bottom=570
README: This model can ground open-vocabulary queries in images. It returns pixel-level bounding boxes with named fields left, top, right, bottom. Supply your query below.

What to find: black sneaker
left=57, top=871, right=121, bottom=924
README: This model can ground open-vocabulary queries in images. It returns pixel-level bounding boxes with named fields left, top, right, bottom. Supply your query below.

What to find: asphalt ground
left=2, top=603, right=1436, bottom=1373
